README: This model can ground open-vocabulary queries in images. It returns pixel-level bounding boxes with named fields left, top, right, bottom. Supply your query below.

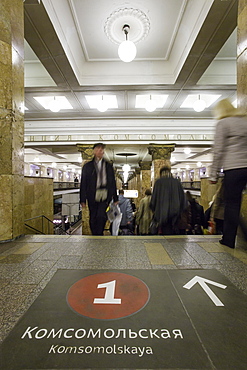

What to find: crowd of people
left=80, top=99, right=247, bottom=248
left=78, top=143, right=222, bottom=239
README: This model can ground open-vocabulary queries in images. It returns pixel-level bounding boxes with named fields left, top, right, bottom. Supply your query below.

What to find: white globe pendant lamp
left=118, top=25, right=137, bottom=63
left=49, top=97, right=61, bottom=112
left=145, top=95, right=157, bottom=112
left=193, top=95, right=206, bottom=112
left=97, top=95, right=108, bottom=112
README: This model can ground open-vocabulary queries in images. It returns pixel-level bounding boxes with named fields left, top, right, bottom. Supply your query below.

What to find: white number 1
left=93, top=280, right=121, bottom=304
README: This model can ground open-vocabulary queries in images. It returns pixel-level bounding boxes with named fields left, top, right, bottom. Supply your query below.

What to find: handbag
left=150, top=218, right=159, bottom=235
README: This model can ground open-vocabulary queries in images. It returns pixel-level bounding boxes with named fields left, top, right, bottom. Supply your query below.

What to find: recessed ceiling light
left=184, top=148, right=191, bottom=155
left=193, top=96, right=207, bottom=112
left=180, top=94, right=221, bottom=109
left=85, top=95, right=118, bottom=109
left=135, top=95, right=168, bottom=109
left=33, top=96, right=73, bottom=110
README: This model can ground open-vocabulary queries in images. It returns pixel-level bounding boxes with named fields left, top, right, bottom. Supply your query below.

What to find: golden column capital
left=148, top=144, right=175, bottom=160
left=76, top=144, right=94, bottom=161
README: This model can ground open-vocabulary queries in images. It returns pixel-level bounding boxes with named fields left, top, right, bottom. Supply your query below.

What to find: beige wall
left=24, top=177, right=54, bottom=234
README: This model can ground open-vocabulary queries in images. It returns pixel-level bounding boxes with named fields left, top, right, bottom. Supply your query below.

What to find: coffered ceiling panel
left=23, top=0, right=238, bottom=172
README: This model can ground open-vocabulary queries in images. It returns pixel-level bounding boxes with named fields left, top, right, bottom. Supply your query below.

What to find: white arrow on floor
left=183, top=276, right=227, bottom=306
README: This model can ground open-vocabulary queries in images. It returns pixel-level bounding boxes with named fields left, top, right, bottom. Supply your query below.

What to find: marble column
left=139, top=161, right=152, bottom=197
left=40, top=165, right=46, bottom=178
left=237, top=0, right=247, bottom=248
left=135, top=168, right=141, bottom=208
left=148, top=144, right=175, bottom=187
left=194, top=168, right=200, bottom=181
left=185, top=169, right=191, bottom=181
left=53, top=168, right=58, bottom=181
left=116, top=176, right=122, bottom=190
left=76, top=144, right=94, bottom=235
left=0, top=0, right=25, bottom=241
left=237, top=0, right=247, bottom=113
left=128, top=173, right=136, bottom=190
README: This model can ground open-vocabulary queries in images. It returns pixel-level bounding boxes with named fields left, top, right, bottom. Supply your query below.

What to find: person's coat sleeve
left=80, top=165, right=87, bottom=204
left=210, top=121, right=226, bottom=181
left=136, top=199, right=144, bottom=225
left=107, top=162, right=118, bottom=203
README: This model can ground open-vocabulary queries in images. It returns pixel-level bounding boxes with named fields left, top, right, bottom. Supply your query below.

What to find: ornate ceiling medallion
left=104, top=8, right=150, bottom=45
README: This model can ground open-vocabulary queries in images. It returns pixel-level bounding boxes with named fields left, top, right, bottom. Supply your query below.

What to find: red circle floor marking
left=67, top=272, right=150, bottom=320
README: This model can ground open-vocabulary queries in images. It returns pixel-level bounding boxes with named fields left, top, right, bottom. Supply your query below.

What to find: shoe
left=219, top=239, right=235, bottom=249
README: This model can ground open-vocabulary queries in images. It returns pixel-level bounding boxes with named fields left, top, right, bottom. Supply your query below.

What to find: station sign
left=1, top=269, right=247, bottom=369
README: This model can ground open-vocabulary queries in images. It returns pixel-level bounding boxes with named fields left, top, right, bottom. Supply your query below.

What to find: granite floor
left=0, top=234, right=247, bottom=369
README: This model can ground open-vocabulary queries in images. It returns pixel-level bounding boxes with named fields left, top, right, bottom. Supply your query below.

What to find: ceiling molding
left=24, top=1, right=79, bottom=88
left=175, top=0, right=238, bottom=87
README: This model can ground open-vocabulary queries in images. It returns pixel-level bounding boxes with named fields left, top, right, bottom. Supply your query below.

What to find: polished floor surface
left=0, top=234, right=247, bottom=369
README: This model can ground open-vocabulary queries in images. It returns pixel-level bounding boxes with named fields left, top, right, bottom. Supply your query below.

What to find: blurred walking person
left=80, top=143, right=118, bottom=235
left=210, top=99, right=247, bottom=248
left=136, top=189, right=153, bottom=235
left=150, top=166, right=186, bottom=235
left=118, top=189, right=133, bottom=234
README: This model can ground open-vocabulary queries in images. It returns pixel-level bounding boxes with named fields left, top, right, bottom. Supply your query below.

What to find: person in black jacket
left=150, top=166, right=187, bottom=235
left=80, top=143, right=118, bottom=235
left=186, top=191, right=205, bottom=234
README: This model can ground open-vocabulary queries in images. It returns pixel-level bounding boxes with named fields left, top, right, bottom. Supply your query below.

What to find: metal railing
left=24, top=215, right=69, bottom=235
left=54, top=182, right=79, bottom=190
left=181, top=181, right=201, bottom=191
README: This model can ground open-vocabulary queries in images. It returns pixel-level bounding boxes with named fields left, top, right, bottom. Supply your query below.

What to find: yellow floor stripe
left=199, top=242, right=247, bottom=265
left=225, top=248, right=247, bottom=264
left=13, top=242, right=45, bottom=255
left=145, top=243, right=174, bottom=265
left=198, top=242, right=225, bottom=253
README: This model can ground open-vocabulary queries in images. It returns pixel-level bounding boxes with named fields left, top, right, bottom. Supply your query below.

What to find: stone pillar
left=128, top=173, right=136, bottom=190
left=40, top=165, right=46, bottom=178
left=114, top=170, right=122, bottom=190
left=53, top=168, right=58, bottom=181
left=0, top=0, right=25, bottom=241
left=76, top=144, right=94, bottom=235
left=194, top=168, right=200, bottom=181
left=237, top=0, right=247, bottom=248
left=237, top=0, right=247, bottom=113
left=139, top=161, right=152, bottom=197
left=133, top=168, right=141, bottom=208
left=148, top=144, right=175, bottom=187
left=116, top=176, right=122, bottom=190
left=185, top=169, right=191, bottom=181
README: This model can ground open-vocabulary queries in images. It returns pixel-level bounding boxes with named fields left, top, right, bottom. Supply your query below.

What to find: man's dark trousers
left=223, top=168, right=247, bottom=247
left=88, top=201, right=108, bottom=235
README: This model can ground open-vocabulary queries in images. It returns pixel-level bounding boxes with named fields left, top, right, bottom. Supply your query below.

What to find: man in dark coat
left=80, top=143, right=118, bottom=235
left=150, top=166, right=186, bottom=235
